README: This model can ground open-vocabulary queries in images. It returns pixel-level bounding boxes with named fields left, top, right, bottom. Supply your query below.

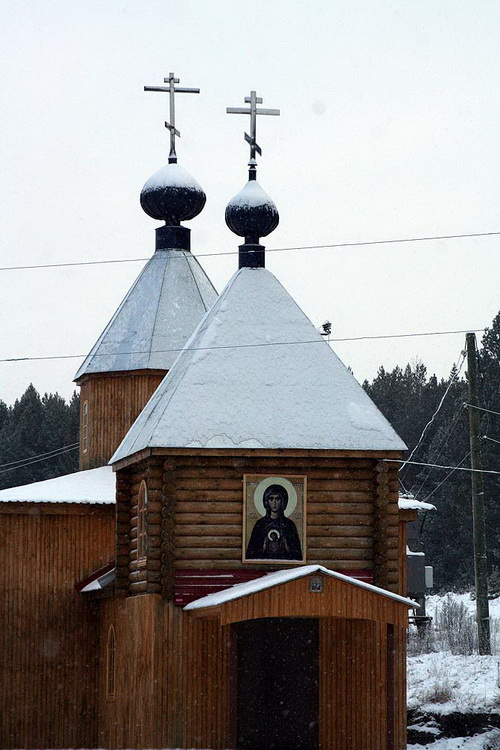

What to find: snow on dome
left=228, top=179, right=275, bottom=209
left=140, top=163, right=206, bottom=223
left=74, top=249, right=217, bottom=379
left=0, top=466, right=115, bottom=504
left=111, top=267, right=406, bottom=462
left=142, top=163, right=204, bottom=192
left=225, top=179, right=279, bottom=240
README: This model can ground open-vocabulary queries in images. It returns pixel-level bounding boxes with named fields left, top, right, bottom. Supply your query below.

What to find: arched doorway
left=236, top=618, right=319, bottom=750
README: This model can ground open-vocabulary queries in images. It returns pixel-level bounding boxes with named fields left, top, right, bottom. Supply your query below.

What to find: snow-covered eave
left=399, top=494, right=436, bottom=512
left=111, top=446, right=405, bottom=471
left=0, top=466, right=116, bottom=504
left=184, top=564, right=418, bottom=612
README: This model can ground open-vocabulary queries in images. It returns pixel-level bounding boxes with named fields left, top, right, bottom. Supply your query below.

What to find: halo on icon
left=253, top=476, right=298, bottom=518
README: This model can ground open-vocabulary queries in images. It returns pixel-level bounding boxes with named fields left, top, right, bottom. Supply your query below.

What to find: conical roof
left=74, top=249, right=217, bottom=379
left=111, top=267, right=406, bottom=462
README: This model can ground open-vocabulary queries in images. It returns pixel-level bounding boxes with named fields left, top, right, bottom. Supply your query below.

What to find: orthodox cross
left=227, top=90, right=280, bottom=167
left=144, top=72, right=200, bottom=163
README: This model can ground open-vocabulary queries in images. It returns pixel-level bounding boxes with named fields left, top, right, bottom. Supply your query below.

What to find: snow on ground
left=407, top=652, right=500, bottom=714
left=409, top=730, right=500, bottom=749
left=426, top=593, right=500, bottom=623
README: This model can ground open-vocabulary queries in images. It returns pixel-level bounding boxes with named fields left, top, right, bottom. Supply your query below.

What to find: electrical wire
left=385, top=458, right=500, bottom=475
left=465, top=403, right=500, bottom=418
left=420, top=452, right=472, bottom=504
left=410, top=401, right=467, bottom=497
left=0, top=328, right=486, bottom=364
left=400, top=349, right=466, bottom=476
left=1, top=229, right=500, bottom=272
left=0, top=442, right=80, bottom=469
left=0, top=446, right=79, bottom=475
left=482, top=435, right=500, bottom=446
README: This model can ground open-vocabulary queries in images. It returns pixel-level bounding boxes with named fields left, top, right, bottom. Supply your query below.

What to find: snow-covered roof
left=399, top=494, right=436, bottom=512
left=74, top=249, right=217, bottom=379
left=111, top=267, right=406, bottom=462
left=0, top=466, right=115, bottom=504
left=184, top=564, right=417, bottom=610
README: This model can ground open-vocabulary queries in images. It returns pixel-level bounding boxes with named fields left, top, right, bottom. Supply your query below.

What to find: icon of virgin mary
left=245, top=483, right=302, bottom=561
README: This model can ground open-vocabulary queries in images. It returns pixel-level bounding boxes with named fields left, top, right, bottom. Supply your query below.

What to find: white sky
left=1, top=0, right=499, bottom=405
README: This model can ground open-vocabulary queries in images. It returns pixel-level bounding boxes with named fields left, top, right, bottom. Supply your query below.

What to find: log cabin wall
left=78, top=370, right=165, bottom=469
left=116, top=451, right=401, bottom=598
left=0, top=502, right=114, bottom=750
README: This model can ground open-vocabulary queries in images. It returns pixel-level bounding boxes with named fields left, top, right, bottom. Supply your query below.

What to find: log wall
left=78, top=370, right=165, bottom=469
left=0, top=502, right=114, bottom=749
left=117, top=452, right=401, bottom=599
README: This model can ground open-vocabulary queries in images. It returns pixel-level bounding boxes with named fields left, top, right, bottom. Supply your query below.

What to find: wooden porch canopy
left=185, top=564, right=416, bottom=627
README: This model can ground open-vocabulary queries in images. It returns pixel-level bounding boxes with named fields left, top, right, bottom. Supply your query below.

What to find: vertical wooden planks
left=78, top=371, right=165, bottom=470
left=0, top=504, right=114, bottom=750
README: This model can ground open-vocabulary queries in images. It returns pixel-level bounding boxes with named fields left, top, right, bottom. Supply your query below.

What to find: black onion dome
left=225, top=179, right=279, bottom=240
left=140, top=163, right=206, bottom=224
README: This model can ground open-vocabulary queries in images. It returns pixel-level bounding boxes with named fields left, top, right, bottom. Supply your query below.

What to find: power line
left=0, top=446, right=79, bottom=475
left=482, top=434, right=500, bottom=446
left=400, top=348, right=466, bottom=476
left=0, top=442, right=80, bottom=469
left=465, top=403, right=500, bottom=418
left=1, top=229, right=500, bottom=272
left=0, top=328, right=486, bottom=364
left=386, top=458, right=500, bottom=476
left=410, top=401, right=467, bottom=497
left=420, top=452, right=472, bottom=504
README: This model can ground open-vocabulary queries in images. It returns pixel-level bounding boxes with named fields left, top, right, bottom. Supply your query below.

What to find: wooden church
left=0, top=76, right=418, bottom=750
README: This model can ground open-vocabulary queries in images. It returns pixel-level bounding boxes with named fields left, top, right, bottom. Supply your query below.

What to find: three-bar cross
left=227, top=90, right=280, bottom=164
left=144, top=72, right=200, bottom=163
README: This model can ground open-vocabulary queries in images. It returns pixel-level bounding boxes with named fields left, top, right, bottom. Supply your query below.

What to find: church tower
left=74, top=74, right=217, bottom=470
left=105, top=89, right=413, bottom=750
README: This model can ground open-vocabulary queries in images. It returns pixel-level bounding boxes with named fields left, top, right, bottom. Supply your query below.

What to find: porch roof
left=184, top=564, right=416, bottom=626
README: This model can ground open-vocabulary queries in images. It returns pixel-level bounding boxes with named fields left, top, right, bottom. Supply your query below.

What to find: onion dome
left=225, top=179, right=279, bottom=242
left=140, top=163, right=206, bottom=225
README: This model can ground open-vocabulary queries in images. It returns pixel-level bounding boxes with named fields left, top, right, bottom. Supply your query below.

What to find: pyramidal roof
left=74, top=248, right=217, bottom=379
left=111, top=267, right=406, bottom=463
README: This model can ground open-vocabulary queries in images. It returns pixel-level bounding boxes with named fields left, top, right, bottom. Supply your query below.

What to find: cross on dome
left=227, top=90, right=280, bottom=175
left=144, top=72, right=200, bottom=164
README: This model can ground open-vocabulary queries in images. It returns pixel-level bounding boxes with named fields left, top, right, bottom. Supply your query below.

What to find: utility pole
left=466, top=332, right=491, bottom=655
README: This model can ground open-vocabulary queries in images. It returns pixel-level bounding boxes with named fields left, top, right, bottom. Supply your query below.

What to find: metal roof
left=74, top=248, right=217, bottom=380
left=111, top=267, right=407, bottom=461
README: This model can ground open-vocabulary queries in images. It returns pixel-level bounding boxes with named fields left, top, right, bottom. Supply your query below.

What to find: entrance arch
left=236, top=618, right=319, bottom=750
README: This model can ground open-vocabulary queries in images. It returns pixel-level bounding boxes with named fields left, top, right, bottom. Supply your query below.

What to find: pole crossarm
left=227, top=90, right=280, bottom=163
left=144, top=72, right=200, bottom=163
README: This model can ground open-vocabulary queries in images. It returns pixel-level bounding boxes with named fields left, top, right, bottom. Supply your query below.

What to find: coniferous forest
left=1, top=311, right=500, bottom=592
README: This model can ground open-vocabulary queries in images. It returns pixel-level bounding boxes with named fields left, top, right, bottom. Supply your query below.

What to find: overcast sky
left=1, top=0, right=499, bottom=405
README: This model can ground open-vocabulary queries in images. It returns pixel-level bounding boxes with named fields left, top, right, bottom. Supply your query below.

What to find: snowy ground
left=408, top=652, right=500, bottom=714
left=408, top=593, right=500, bottom=748
left=409, top=730, right=500, bottom=749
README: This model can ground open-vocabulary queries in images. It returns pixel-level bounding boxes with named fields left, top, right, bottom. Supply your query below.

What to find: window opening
left=106, top=625, right=116, bottom=699
left=137, top=480, right=148, bottom=565
left=82, top=400, right=89, bottom=454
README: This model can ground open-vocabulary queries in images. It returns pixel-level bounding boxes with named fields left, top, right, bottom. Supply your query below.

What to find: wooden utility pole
left=466, top=332, right=491, bottom=655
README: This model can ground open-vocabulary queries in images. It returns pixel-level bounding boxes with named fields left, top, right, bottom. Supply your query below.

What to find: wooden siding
left=99, top=594, right=406, bottom=749
left=320, top=619, right=406, bottom=750
left=99, top=597, right=230, bottom=750
left=78, top=370, right=165, bottom=469
left=0, top=503, right=114, bottom=750
left=117, top=452, right=401, bottom=599
left=191, top=571, right=409, bottom=627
